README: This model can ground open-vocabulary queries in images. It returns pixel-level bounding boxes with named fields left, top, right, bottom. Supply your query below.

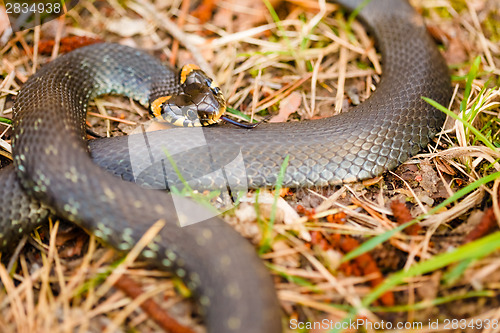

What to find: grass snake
left=0, top=0, right=451, bottom=332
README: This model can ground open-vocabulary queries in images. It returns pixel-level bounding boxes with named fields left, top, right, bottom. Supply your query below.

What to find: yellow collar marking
left=180, top=64, right=201, bottom=84
left=151, top=96, right=172, bottom=119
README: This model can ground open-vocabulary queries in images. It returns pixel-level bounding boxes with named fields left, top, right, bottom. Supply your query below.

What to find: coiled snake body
left=0, top=0, right=451, bottom=332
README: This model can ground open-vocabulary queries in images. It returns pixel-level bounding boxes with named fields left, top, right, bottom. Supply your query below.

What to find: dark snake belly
left=0, top=0, right=452, bottom=332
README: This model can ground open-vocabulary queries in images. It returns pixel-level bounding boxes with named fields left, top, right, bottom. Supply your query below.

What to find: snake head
left=150, top=65, right=226, bottom=127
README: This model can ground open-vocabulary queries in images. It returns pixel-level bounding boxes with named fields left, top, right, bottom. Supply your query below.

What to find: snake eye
left=211, top=86, right=221, bottom=95
left=205, top=78, right=221, bottom=95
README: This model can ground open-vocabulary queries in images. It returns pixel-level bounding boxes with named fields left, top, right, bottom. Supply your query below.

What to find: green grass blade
left=341, top=170, right=500, bottom=263
left=347, top=0, right=372, bottom=27
left=460, top=56, right=481, bottom=113
left=0, top=117, right=12, bottom=125
left=441, top=257, right=474, bottom=285
left=368, top=290, right=493, bottom=312
left=331, top=232, right=500, bottom=333
left=226, top=107, right=259, bottom=123
left=422, top=97, right=497, bottom=151
left=260, top=155, right=289, bottom=253
left=162, top=148, right=193, bottom=192
left=362, top=231, right=500, bottom=306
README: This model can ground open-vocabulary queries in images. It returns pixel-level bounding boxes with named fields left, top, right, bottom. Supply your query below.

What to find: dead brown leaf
left=269, top=91, right=302, bottom=123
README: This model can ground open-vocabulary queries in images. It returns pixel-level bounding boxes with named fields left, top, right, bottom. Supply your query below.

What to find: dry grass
left=0, top=0, right=500, bottom=332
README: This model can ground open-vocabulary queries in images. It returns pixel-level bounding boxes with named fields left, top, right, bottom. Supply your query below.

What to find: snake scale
left=0, top=0, right=451, bottom=332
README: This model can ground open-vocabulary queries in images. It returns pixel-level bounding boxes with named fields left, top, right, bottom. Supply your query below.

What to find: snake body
left=0, top=0, right=451, bottom=332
